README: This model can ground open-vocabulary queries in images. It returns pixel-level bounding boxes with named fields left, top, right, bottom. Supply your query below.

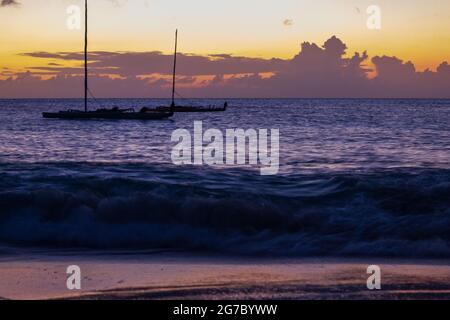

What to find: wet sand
left=0, top=252, right=449, bottom=300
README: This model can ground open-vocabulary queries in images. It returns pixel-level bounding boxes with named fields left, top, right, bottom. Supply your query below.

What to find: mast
left=171, top=29, right=178, bottom=108
left=84, top=0, right=88, bottom=112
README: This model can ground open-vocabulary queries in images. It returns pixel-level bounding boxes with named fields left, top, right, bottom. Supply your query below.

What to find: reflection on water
left=0, top=99, right=450, bottom=257
left=1, top=99, right=450, bottom=173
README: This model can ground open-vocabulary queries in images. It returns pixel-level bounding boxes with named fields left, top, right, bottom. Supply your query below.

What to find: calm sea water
left=1, top=98, right=450, bottom=257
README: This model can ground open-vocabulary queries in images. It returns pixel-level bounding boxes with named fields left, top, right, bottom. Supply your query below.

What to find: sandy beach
left=1, top=251, right=449, bottom=300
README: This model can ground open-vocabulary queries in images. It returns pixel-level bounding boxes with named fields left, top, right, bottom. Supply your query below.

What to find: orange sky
left=0, top=0, right=449, bottom=77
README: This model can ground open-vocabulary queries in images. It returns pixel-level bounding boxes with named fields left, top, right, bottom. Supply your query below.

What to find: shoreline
left=1, top=252, right=449, bottom=300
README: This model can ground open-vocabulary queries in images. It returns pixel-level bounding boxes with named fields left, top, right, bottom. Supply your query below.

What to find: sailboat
left=43, top=0, right=174, bottom=120
left=155, top=29, right=228, bottom=113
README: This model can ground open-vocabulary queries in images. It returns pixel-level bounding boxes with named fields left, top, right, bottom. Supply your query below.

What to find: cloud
left=0, top=0, right=133, bottom=9
left=0, top=0, right=20, bottom=7
left=21, top=51, right=285, bottom=77
left=1, top=36, right=449, bottom=98
left=283, top=19, right=294, bottom=26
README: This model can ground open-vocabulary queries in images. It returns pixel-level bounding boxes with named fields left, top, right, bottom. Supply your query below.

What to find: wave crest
left=1, top=164, right=450, bottom=258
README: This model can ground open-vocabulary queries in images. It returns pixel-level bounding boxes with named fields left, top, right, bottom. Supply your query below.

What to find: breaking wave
left=0, top=163, right=450, bottom=258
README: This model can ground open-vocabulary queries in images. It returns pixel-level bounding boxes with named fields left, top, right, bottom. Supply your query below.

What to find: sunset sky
left=0, top=0, right=449, bottom=98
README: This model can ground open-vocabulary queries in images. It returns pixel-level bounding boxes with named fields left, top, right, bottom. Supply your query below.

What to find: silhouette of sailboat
left=155, top=29, right=228, bottom=113
left=43, top=0, right=173, bottom=120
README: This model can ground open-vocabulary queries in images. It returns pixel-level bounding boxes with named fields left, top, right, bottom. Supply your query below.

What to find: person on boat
left=224, top=102, right=228, bottom=110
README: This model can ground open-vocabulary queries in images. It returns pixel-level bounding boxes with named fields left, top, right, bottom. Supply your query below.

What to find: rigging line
left=175, top=90, right=195, bottom=104
left=87, top=87, right=102, bottom=108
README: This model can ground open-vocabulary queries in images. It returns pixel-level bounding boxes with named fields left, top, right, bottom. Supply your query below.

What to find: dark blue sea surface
left=0, top=98, right=450, bottom=257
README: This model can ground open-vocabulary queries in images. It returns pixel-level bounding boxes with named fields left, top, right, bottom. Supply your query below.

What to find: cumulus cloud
left=283, top=19, right=294, bottom=26
left=1, top=0, right=20, bottom=7
left=1, top=36, right=449, bottom=98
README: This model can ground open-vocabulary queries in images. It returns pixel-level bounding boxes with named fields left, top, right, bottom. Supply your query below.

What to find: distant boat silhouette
left=154, top=30, right=228, bottom=113
left=155, top=103, right=228, bottom=113
left=43, top=0, right=173, bottom=120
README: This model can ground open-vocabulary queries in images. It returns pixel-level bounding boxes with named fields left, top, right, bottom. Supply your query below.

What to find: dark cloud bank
left=0, top=0, right=20, bottom=7
left=1, top=36, right=449, bottom=98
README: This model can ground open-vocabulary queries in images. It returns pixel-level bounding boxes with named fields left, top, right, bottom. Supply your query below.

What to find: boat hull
left=42, top=111, right=174, bottom=120
left=156, top=106, right=227, bottom=112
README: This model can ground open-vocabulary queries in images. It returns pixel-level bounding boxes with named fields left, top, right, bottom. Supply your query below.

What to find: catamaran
left=43, top=0, right=174, bottom=120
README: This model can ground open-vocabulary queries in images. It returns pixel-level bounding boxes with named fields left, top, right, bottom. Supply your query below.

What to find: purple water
left=0, top=98, right=450, bottom=257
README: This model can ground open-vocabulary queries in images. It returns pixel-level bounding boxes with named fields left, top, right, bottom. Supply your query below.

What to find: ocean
left=1, top=98, right=450, bottom=258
